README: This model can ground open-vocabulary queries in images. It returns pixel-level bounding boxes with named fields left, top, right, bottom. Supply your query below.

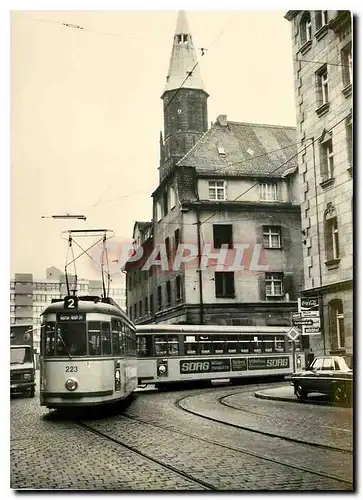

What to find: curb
left=254, top=390, right=350, bottom=407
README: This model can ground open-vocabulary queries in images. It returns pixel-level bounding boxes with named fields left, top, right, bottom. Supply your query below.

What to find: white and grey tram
left=40, top=295, right=138, bottom=409
left=136, top=325, right=303, bottom=388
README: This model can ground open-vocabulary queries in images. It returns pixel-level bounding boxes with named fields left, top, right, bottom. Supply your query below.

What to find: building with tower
left=126, top=11, right=304, bottom=334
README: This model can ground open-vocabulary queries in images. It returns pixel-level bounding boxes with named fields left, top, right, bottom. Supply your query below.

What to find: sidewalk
left=255, top=385, right=331, bottom=405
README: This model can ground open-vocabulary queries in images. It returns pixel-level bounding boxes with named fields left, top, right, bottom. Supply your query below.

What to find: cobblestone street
left=11, top=380, right=353, bottom=491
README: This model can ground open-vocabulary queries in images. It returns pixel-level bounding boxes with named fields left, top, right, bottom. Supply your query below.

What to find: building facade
left=126, top=11, right=304, bottom=330
left=284, top=11, right=353, bottom=357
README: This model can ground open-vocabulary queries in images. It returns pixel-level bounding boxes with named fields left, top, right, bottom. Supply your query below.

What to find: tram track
left=73, top=384, right=352, bottom=489
left=75, top=420, right=217, bottom=491
left=192, top=390, right=352, bottom=454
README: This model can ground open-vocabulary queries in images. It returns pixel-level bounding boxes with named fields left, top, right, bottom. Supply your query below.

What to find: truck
left=10, top=324, right=36, bottom=398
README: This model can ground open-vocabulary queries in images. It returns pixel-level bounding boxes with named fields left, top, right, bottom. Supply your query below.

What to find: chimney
left=216, top=114, right=227, bottom=127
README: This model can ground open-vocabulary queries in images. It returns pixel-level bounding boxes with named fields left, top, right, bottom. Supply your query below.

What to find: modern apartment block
left=284, top=11, right=353, bottom=357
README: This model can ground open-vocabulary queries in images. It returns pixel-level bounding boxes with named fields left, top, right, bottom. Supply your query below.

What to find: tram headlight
left=65, top=379, right=78, bottom=391
left=23, top=373, right=32, bottom=381
left=158, top=364, right=167, bottom=374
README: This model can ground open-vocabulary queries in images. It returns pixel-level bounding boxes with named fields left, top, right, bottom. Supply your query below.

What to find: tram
left=136, top=325, right=301, bottom=388
left=39, top=229, right=138, bottom=409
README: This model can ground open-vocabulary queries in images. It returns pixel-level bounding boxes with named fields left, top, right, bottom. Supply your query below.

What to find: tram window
left=263, top=336, right=274, bottom=353
left=167, top=335, right=179, bottom=356
left=137, top=335, right=152, bottom=357
left=251, top=336, right=262, bottom=353
left=212, top=335, right=225, bottom=354
left=184, top=336, right=197, bottom=355
left=239, top=336, right=250, bottom=354
left=87, top=322, right=102, bottom=355
left=44, top=323, right=56, bottom=356
left=154, top=335, right=168, bottom=356
left=56, top=323, right=87, bottom=356
left=226, top=335, right=239, bottom=354
left=274, top=335, right=285, bottom=353
left=198, top=335, right=211, bottom=355
left=102, top=323, right=112, bottom=355
left=111, top=319, right=121, bottom=355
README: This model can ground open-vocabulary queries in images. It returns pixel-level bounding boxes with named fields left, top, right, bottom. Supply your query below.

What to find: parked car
left=291, top=355, right=353, bottom=404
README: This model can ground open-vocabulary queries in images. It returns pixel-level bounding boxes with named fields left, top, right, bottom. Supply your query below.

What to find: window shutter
left=257, top=274, right=266, bottom=301
left=283, top=274, right=295, bottom=301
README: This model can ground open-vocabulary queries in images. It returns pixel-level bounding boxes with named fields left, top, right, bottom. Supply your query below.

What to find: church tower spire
left=159, top=10, right=209, bottom=181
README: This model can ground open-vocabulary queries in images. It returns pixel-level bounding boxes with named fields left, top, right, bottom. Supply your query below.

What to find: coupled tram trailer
left=136, top=325, right=303, bottom=389
left=40, top=295, right=138, bottom=409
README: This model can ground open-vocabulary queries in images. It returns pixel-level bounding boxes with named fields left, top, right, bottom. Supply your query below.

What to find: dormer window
left=217, top=147, right=226, bottom=156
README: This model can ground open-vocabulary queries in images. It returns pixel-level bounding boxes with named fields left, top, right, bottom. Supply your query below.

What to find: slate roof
left=176, top=118, right=298, bottom=178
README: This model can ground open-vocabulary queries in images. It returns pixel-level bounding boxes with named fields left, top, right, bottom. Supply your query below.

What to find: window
left=209, top=181, right=226, bottom=201
left=129, top=306, right=132, bottom=319
left=55, top=322, right=87, bottom=356
left=263, top=226, right=281, bottom=248
left=217, top=146, right=226, bottom=156
left=10, top=281, right=15, bottom=289
left=144, top=296, right=148, bottom=315
left=165, top=237, right=171, bottom=260
left=154, top=335, right=167, bottom=356
left=170, top=185, right=176, bottom=209
left=177, top=33, right=188, bottom=44
left=167, top=335, right=179, bottom=356
left=260, top=183, right=277, bottom=201
left=176, top=276, right=182, bottom=301
left=157, top=286, right=162, bottom=310
left=212, top=335, right=225, bottom=354
left=213, top=224, right=233, bottom=249
left=43, top=323, right=56, bottom=356
left=10, top=305, right=15, bottom=312
left=251, top=336, right=262, bottom=353
left=10, top=293, right=15, bottom=300
left=166, top=281, right=172, bottom=305
left=300, top=11, right=312, bottom=45
left=324, top=205, right=340, bottom=261
left=163, top=190, right=168, bottom=216
left=174, top=228, right=180, bottom=253
left=156, top=201, right=162, bottom=222
left=341, top=43, right=352, bottom=87
left=265, top=273, right=283, bottom=297
left=311, top=357, right=323, bottom=370
left=322, top=357, right=334, bottom=370
left=346, top=114, right=353, bottom=167
left=102, top=323, right=112, bottom=355
left=149, top=294, right=154, bottom=315
left=316, top=65, right=329, bottom=107
left=198, top=335, right=212, bottom=355
left=111, top=319, right=121, bottom=355
left=184, top=335, right=197, bottom=355
left=215, top=272, right=235, bottom=298
left=128, top=274, right=132, bottom=292
left=315, top=10, right=328, bottom=30
left=320, top=135, right=334, bottom=181
left=133, top=303, right=137, bottom=319
left=139, top=300, right=142, bottom=317
left=88, top=321, right=102, bottom=355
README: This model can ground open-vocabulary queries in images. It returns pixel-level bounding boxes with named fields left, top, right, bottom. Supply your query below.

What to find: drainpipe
left=196, top=210, right=204, bottom=325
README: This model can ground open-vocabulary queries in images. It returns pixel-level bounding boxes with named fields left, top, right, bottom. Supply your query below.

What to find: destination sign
left=180, top=358, right=231, bottom=374
left=56, top=312, right=86, bottom=322
left=248, top=356, right=290, bottom=370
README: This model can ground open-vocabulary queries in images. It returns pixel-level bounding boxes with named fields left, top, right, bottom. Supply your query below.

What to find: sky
left=10, top=8, right=299, bottom=281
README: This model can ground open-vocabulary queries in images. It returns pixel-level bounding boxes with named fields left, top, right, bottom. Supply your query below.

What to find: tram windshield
left=55, top=323, right=87, bottom=356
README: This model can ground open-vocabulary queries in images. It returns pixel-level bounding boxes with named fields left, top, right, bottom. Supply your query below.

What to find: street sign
left=293, top=318, right=314, bottom=326
left=287, top=327, right=301, bottom=341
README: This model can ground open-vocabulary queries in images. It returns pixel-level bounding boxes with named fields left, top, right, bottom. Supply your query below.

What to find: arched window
left=300, top=12, right=312, bottom=45
left=324, top=204, right=340, bottom=261
left=315, top=11, right=328, bottom=31
left=328, top=299, right=345, bottom=350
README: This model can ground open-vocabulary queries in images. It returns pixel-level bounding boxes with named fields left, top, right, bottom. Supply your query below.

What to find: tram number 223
left=65, top=366, right=78, bottom=372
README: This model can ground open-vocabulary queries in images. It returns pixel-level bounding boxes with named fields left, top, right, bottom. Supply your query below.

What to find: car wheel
left=333, top=384, right=347, bottom=404
left=295, top=384, right=307, bottom=400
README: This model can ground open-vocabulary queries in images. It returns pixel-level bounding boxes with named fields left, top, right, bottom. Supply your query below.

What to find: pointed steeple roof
left=162, top=10, right=206, bottom=95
